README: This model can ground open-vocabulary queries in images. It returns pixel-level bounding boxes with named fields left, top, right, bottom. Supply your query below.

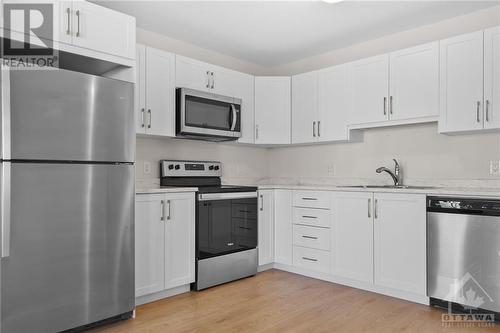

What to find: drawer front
left=293, top=246, right=330, bottom=274
left=293, top=225, right=330, bottom=251
left=293, top=191, right=330, bottom=209
left=293, top=207, right=331, bottom=228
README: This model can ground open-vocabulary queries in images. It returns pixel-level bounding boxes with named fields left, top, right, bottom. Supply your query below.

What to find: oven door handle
left=198, top=192, right=257, bottom=201
left=230, top=104, right=237, bottom=131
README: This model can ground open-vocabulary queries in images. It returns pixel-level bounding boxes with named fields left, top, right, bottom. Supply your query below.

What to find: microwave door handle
left=1, top=162, right=11, bottom=258
left=230, top=104, right=237, bottom=131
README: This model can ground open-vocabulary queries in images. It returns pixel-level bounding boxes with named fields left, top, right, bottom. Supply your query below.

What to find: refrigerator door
left=1, top=162, right=134, bottom=333
left=1, top=67, right=134, bottom=162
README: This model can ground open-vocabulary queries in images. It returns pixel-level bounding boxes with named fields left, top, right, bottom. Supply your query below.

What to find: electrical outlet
left=327, top=164, right=336, bottom=177
left=490, top=160, right=500, bottom=175
left=143, top=161, right=152, bottom=175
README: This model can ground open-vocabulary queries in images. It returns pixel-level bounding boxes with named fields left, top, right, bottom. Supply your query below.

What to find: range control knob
left=208, top=165, right=214, bottom=170
left=214, top=166, right=220, bottom=171
left=168, top=164, right=174, bottom=170
left=174, top=164, right=180, bottom=170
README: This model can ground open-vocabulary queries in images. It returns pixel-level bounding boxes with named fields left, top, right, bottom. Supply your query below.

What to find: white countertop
left=136, top=187, right=198, bottom=194
left=258, top=184, right=500, bottom=197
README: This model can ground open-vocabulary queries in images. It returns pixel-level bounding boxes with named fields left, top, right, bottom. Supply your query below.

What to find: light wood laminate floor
left=92, top=269, right=498, bottom=333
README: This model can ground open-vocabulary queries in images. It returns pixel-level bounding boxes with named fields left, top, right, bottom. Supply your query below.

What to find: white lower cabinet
left=258, top=190, right=275, bottom=265
left=135, top=192, right=195, bottom=298
left=293, top=246, right=330, bottom=274
left=274, top=190, right=293, bottom=265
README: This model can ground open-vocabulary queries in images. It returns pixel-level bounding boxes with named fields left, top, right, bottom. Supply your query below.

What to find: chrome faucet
left=376, top=159, right=402, bottom=186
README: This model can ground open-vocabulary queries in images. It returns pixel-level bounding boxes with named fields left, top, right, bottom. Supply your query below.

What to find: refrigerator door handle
left=2, top=64, right=11, bottom=160
left=1, top=162, right=11, bottom=258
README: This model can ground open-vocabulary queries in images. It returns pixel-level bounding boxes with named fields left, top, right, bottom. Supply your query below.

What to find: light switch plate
left=143, top=161, right=152, bottom=175
left=490, top=160, right=500, bottom=175
left=327, top=164, right=336, bottom=177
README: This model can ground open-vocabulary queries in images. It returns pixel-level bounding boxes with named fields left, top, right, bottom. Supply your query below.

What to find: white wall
left=136, top=5, right=500, bottom=188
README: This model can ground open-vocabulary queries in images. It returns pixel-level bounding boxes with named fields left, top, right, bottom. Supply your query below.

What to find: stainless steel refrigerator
left=0, top=67, right=135, bottom=333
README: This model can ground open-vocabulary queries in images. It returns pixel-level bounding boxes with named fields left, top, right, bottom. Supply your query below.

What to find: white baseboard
left=273, top=263, right=429, bottom=306
left=135, top=284, right=191, bottom=306
left=258, top=263, right=274, bottom=272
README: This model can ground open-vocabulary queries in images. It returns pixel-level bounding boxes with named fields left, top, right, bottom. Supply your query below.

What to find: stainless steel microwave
left=176, top=88, right=242, bottom=141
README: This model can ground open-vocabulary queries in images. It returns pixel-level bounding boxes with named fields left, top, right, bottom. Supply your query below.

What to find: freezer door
left=1, top=67, right=134, bottom=162
left=1, top=163, right=134, bottom=333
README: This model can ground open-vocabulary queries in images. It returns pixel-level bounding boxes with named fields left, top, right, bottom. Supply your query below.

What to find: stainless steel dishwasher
left=427, top=196, right=500, bottom=314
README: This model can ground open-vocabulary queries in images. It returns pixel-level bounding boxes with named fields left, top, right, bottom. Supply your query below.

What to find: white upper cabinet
left=373, top=193, right=426, bottom=296
left=389, top=42, right=439, bottom=121
left=254, top=77, right=291, bottom=145
left=484, top=26, right=500, bottom=130
left=439, top=31, right=484, bottom=133
left=318, top=64, right=351, bottom=142
left=349, top=54, right=390, bottom=125
left=136, top=45, right=176, bottom=137
left=292, top=71, right=319, bottom=144
left=232, top=74, right=255, bottom=144
left=71, top=1, right=135, bottom=59
left=175, top=56, right=212, bottom=92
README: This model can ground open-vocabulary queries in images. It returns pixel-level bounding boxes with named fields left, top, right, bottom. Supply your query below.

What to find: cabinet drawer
left=293, top=191, right=330, bottom=209
left=293, top=246, right=330, bottom=274
left=293, top=225, right=330, bottom=251
left=293, top=207, right=331, bottom=228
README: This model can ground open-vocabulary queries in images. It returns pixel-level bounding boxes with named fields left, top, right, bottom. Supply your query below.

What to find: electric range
left=160, top=160, right=258, bottom=290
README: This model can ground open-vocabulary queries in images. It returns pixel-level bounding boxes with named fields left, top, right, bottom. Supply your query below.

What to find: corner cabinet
left=258, top=190, right=275, bottom=265
left=254, top=77, right=291, bottom=145
left=135, top=192, right=195, bottom=298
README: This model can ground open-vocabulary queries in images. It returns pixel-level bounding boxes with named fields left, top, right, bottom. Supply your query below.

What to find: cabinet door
left=484, top=26, right=500, bottom=130
left=274, top=190, right=292, bottom=265
left=210, top=68, right=236, bottom=97
left=135, top=44, right=146, bottom=134
left=71, top=1, right=135, bottom=59
left=389, top=42, right=439, bottom=120
left=254, top=77, right=291, bottom=144
left=175, top=55, right=211, bottom=92
left=349, top=54, right=389, bottom=124
left=318, top=64, right=350, bottom=142
left=292, top=71, right=318, bottom=144
left=332, top=192, right=373, bottom=284
left=258, top=190, right=275, bottom=265
left=135, top=195, right=165, bottom=297
left=439, top=31, right=484, bottom=133
left=145, top=47, right=176, bottom=137
left=233, top=74, right=255, bottom=144
left=374, top=193, right=426, bottom=295
left=164, top=193, right=196, bottom=289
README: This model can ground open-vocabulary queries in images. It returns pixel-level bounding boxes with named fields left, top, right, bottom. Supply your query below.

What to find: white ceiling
left=97, top=1, right=499, bottom=66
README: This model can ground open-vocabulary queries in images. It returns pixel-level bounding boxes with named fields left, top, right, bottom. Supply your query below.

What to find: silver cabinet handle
left=302, top=197, right=317, bottom=201
left=75, top=10, right=80, bottom=37
left=160, top=200, right=165, bottom=221
left=255, top=125, right=259, bottom=140
left=66, top=8, right=71, bottom=35
left=486, top=100, right=490, bottom=122
left=302, top=257, right=318, bottom=262
left=389, top=96, right=393, bottom=115
left=383, top=97, right=387, bottom=116
left=313, top=121, right=316, bottom=137
left=368, top=198, right=372, bottom=218
left=374, top=199, right=378, bottom=219
left=259, top=194, right=263, bottom=211
left=302, top=215, right=317, bottom=219
left=206, top=71, right=210, bottom=88
left=302, top=235, right=318, bottom=240
left=1, top=163, right=11, bottom=258
left=210, top=72, right=215, bottom=89
left=230, top=104, right=237, bottom=131
left=317, top=121, right=321, bottom=137
left=147, top=109, right=152, bottom=129
left=477, top=101, right=481, bottom=123
left=141, top=108, right=145, bottom=128
left=166, top=200, right=171, bottom=220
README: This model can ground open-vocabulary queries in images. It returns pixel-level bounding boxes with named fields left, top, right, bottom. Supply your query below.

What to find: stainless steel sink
left=341, top=185, right=438, bottom=190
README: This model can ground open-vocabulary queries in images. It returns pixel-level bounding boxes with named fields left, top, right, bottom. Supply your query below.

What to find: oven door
left=197, top=192, right=257, bottom=260
left=177, top=88, right=241, bottom=139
